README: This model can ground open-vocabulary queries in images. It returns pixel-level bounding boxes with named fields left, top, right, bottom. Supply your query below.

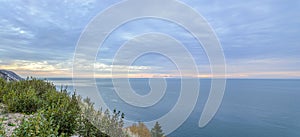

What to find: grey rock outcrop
left=0, top=70, right=23, bottom=81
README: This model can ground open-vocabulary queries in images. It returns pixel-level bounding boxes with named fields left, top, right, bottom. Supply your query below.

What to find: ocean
left=47, top=78, right=300, bottom=137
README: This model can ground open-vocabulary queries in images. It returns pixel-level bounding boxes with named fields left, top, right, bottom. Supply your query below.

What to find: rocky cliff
left=0, top=70, right=23, bottom=81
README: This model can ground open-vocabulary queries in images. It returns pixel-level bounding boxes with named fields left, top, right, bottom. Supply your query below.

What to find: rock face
left=0, top=70, right=23, bottom=81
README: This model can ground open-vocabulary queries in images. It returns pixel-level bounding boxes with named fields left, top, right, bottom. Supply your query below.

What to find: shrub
left=77, top=115, right=109, bottom=137
left=77, top=97, right=104, bottom=137
left=79, top=97, right=126, bottom=137
left=1, top=77, right=133, bottom=137
left=12, top=110, right=60, bottom=137
left=0, top=77, right=56, bottom=100
left=43, top=92, right=80, bottom=136
left=3, top=88, right=42, bottom=114
left=0, top=118, right=5, bottom=137
left=129, top=122, right=151, bottom=137
left=0, top=77, right=55, bottom=113
left=1, top=78, right=81, bottom=136
left=0, top=78, right=8, bottom=102
left=15, top=77, right=56, bottom=96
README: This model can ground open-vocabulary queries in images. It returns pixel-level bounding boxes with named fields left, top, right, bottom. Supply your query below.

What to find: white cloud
left=94, top=62, right=151, bottom=73
left=0, top=0, right=299, bottom=78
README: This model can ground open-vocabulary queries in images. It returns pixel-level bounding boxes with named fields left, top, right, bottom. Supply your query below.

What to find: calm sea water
left=48, top=78, right=300, bottom=137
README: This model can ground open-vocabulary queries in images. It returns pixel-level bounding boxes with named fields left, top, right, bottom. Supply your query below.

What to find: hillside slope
left=0, top=70, right=23, bottom=81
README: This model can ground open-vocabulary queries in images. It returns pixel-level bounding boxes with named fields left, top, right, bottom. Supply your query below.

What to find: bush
left=0, top=78, right=8, bottom=102
left=0, top=78, right=81, bottom=136
left=0, top=77, right=56, bottom=102
left=0, top=118, right=5, bottom=137
left=129, top=122, right=151, bottom=137
left=0, top=77, right=133, bottom=137
left=3, top=88, right=42, bottom=114
left=76, top=97, right=105, bottom=137
left=79, top=98, right=126, bottom=137
left=77, top=115, right=109, bottom=137
left=13, top=110, right=60, bottom=137
left=0, top=77, right=56, bottom=113
left=14, top=77, right=56, bottom=96
left=42, top=92, right=81, bottom=136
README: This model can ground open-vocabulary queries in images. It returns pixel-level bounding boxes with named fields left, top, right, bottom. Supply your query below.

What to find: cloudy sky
left=0, top=0, right=299, bottom=78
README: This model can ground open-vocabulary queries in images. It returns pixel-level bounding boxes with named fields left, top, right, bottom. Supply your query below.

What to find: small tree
left=129, top=122, right=151, bottom=137
left=151, top=122, right=164, bottom=137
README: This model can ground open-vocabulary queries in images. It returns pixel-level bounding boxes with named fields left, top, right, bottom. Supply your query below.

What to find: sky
left=0, top=0, right=299, bottom=78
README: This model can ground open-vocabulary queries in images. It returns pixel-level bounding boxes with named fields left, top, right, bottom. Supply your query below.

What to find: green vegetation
left=0, top=118, right=5, bottom=137
left=7, top=123, right=16, bottom=127
left=3, top=87, right=42, bottom=114
left=0, top=77, right=165, bottom=137
left=151, top=122, right=165, bottom=137
left=13, top=110, right=60, bottom=137
left=0, top=78, right=81, bottom=136
left=0, top=78, right=124, bottom=136
left=78, top=97, right=126, bottom=137
left=42, top=92, right=80, bottom=136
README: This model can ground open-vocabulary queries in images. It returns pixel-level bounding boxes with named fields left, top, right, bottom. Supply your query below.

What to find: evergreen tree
left=151, top=122, right=164, bottom=137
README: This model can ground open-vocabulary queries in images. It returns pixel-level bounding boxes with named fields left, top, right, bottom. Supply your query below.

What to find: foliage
left=3, top=87, right=42, bottom=114
left=102, top=109, right=126, bottom=137
left=0, top=77, right=146, bottom=137
left=0, top=77, right=55, bottom=102
left=151, top=122, right=164, bottom=137
left=77, top=97, right=107, bottom=137
left=0, top=118, right=5, bottom=137
left=0, top=78, right=81, bottom=136
left=0, top=77, right=81, bottom=136
left=77, top=116, right=108, bottom=137
left=79, top=97, right=126, bottom=137
left=12, top=110, right=60, bottom=137
left=129, top=122, right=151, bottom=137
left=42, top=92, right=81, bottom=136
left=0, top=77, right=54, bottom=114
left=0, top=78, right=8, bottom=102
